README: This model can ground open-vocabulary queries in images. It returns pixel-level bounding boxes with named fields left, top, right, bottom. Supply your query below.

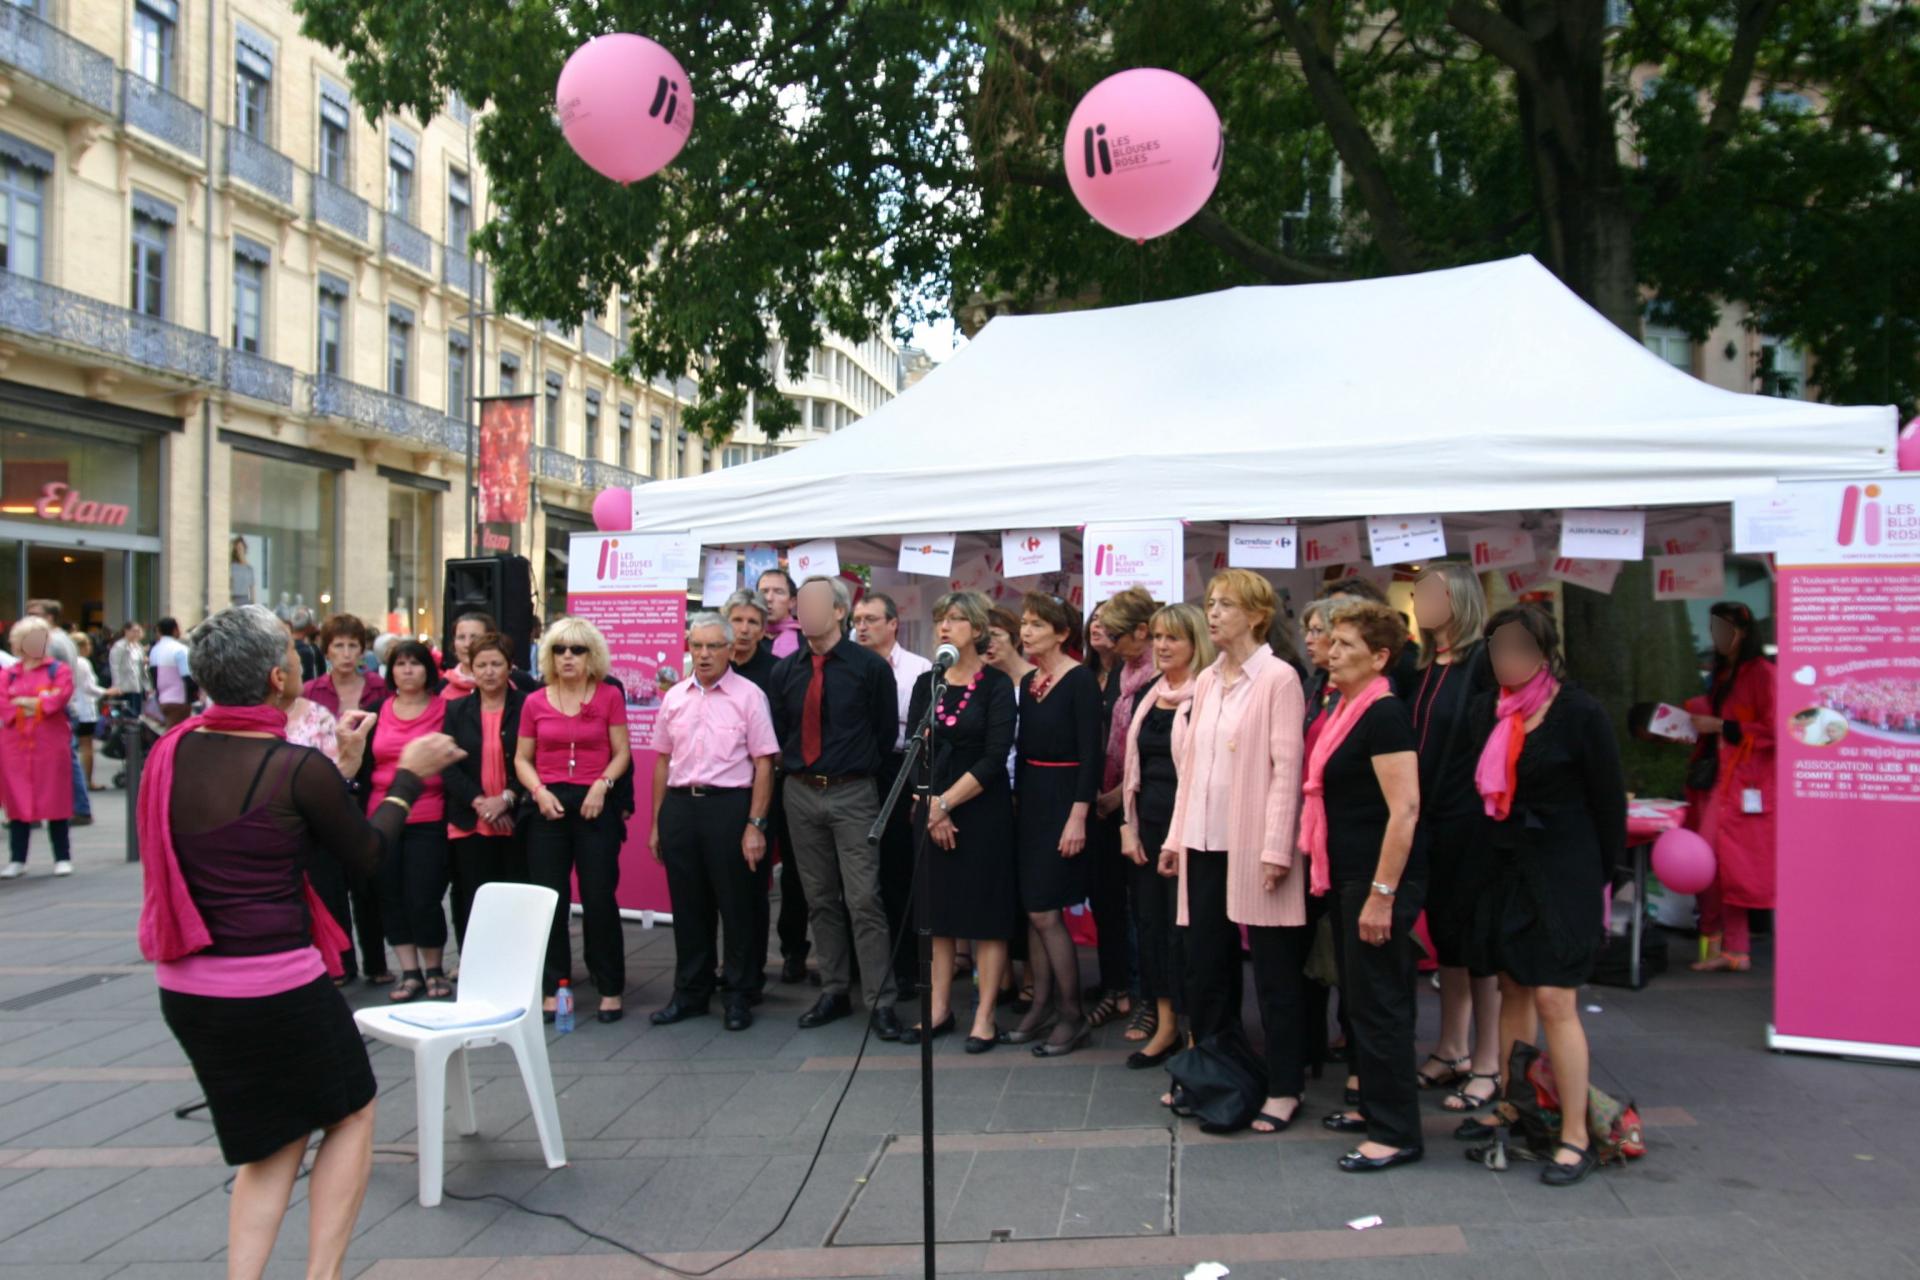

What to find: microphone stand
left=868, top=663, right=945, bottom=1280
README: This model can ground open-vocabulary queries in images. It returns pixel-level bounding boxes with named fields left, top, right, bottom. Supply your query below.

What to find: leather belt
left=668, top=785, right=750, bottom=798
left=790, top=771, right=870, bottom=789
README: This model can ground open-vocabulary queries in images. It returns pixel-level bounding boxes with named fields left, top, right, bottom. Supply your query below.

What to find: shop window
left=228, top=447, right=338, bottom=617
left=387, top=484, right=437, bottom=640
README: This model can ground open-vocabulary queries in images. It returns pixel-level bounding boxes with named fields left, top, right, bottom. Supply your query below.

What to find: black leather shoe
left=797, top=993, right=852, bottom=1028
left=596, top=1006, right=624, bottom=1024
left=649, top=999, right=709, bottom=1026
left=1338, top=1145, right=1424, bottom=1173
left=1540, top=1142, right=1597, bottom=1187
left=1322, top=1112, right=1368, bottom=1134
left=780, top=956, right=809, bottom=984
left=724, top=1003, right=753, bottom=1032
left=964, top=1034, right=997, bottom=1055
left=900, top=1015, right=954, bottom=1045
left=872, top=1007, right=904, bottom=1041
left=1126, top=1043, right=1178, bottom=1071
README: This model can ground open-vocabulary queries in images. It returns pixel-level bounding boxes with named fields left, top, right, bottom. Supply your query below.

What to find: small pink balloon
left=557, top=34, right=694, bottom=184
left=591, top=487, right=632, bottom=532
left=1063, top=68, right=1223, bottom=242
left=1899, top=417, right=1920, bottom=473
left=1651, top=827, right=1716, bottom=896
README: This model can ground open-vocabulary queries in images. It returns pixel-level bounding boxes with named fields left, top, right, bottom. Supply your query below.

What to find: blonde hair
left=8, top=615, right=51, bottom=653
left=1097, top=585, right=1158, bottom=641
left=1149, top=603, right=1216, bottom=674
left=1204, top=569, right=1277, bottom=643
left=539, top=615, right=611, bottom=685
left=1416, top=562, right=1488, bottom=668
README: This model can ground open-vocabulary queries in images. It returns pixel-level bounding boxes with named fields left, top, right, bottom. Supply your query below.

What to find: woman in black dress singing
left=1005, top=591, right=1104, bottom=1056
left=1468, top=604, right=1625, bottom=1186
left=904, top=591, right=1017, bottom=1052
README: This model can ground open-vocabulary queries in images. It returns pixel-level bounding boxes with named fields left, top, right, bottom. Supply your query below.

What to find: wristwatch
left=935, top=796, right=951, bottom=814
left=748, top=816, right=769, bottom=833
left=1371, top=881, right=1396, bottom=898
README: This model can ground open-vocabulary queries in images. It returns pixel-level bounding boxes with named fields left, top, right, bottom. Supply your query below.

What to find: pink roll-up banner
left=1769, top=478, right=1920, bottom=1063
left=566, top=531, right=693, bottom=921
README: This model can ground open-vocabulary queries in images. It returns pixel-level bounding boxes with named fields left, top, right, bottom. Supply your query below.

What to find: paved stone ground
left=0, top=797, right=1917, bottom=1279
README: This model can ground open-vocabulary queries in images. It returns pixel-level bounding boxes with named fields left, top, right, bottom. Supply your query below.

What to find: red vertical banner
left=478, top=395, right=534, bottom=525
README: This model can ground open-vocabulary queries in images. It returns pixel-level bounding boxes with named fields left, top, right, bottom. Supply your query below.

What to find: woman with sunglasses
left=516, top=617, right=632, bottom=1023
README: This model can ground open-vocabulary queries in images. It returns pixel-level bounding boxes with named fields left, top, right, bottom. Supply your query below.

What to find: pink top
left=0, top=659, right=75, bottom=823
left=1182, top=662, right=1261, bottom=852
left=652, top=668, right=779, bottom=789
left=156, top=948, right=325, bottom=997
left=521, top=683, right=626, bottom=785
left=1164, top=648, right=1308, bottom=928
left=371, top=696, right=447, bottom=823
left=303, top=670, right=387, bottom=716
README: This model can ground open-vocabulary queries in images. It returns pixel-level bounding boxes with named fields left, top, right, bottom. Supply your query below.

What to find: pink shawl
left=137, top=704, right=350, bottom=974
left=1296, top=675, right=1391, bottom=897
left=1103, top=649, right=1157, bottom=793
left=1475, top=667, right=1558, bottom=821
left=1121, top=673, right=1197, bottom=835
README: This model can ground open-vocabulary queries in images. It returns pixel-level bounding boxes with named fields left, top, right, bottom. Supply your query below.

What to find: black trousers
left=1180, top=850, right=1310, bottom=1098
left=1330, top=877, right=1427, bottom=1150
left=377, top=823, right=450, bottom=951
left=525, top=783, right=626, bottom=997
left=1130, top=815, right=1181, bottom=1009
left=659, top=789, right=758, bottom=1004
left=448, top=832, right=527, bottom=949
left=1087, top=812, right=1133, bottom=996
left=7, top=819, right=70, bottom=863
left=876, top=754, right=918, bottom=993
left=308, top=851, right=388, bottom=980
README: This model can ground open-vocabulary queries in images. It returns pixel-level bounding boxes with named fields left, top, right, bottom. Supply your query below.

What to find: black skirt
left=160, top=974, right=377, bottom=1166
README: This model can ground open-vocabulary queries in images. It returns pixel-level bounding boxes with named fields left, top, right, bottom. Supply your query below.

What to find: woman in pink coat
left=2, top=616, right=76, bottom=877
left=1688, top=602, right=1775, bottom=972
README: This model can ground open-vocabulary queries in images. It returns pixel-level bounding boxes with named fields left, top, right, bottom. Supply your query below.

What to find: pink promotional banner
left=567, top=531, right=690, bottom=920
left=1771, top=478, right=1920, bottom=1062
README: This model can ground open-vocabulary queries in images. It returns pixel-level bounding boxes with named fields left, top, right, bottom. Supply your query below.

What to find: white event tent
left=629, top=256, right=1897, bottom=549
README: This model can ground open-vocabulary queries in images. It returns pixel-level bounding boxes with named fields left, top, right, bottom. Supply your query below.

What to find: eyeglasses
left=1303, top=625, right=1328, bottom=638
left=552, top=644, right=591, bottom=657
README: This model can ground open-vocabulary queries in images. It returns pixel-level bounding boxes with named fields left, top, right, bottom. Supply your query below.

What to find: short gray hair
left=190, top=605, right=292, bottom=706
left=800, top=574, right=851, bottom=614
left=687, top=611, right=734, bottom=644
left=722, top=590, right=768, bottom=621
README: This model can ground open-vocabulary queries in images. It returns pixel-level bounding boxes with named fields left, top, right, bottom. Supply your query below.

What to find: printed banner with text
left=477, top=396, right=535, bottom=525
left=1083, top=521, right=1183, bottom=615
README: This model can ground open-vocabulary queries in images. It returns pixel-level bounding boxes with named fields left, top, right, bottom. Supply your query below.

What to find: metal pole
left=122, top=719, right=144, bottom=864
left=463, top=111, right=478, bottom=558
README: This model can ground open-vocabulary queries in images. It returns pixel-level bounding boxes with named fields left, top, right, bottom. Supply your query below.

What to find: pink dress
left=0, top=659, right=76, bottom=822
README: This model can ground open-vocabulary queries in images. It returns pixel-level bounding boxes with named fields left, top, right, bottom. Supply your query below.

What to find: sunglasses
left=552, top=644, right=591, bottom=657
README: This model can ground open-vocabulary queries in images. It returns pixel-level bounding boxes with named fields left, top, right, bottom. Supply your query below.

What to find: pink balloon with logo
left=557, top=34, right=694, bottom=184
left=1063, top=68, right=1223, bottom=242
left=591, top=487, right=632, bottom=532
left=1899, top=417, right=1920, bottom=472
left=1651, top=827, right=1716, bottom=896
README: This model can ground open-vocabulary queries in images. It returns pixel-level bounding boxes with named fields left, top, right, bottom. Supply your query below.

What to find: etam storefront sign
left=24, top=481, right=129, bottom=528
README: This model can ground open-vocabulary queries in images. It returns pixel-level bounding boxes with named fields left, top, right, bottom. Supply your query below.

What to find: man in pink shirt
left=649, top=612, right=780, bottom=1030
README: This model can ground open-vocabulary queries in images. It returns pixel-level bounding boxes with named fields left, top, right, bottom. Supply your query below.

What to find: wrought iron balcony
left=442, top=416, right=471, bottom=456
left=534, top=445, right=583, bottom=485
left=383, top=211, right=432, bottom=273
left=543, top=319, right=576, bottom=345
left=223, top=126, right=294, bottom=206
left=584, top=321, right=615, bottom=362
left=442, top=244, right=486, bottom=296
left=0, top=5, right=114, bottom=116
left=309, top=372, right=458, bottom=448
left=311, top=176, right=369, bottom=242
left=0, top=269, right=218, bottom=383
left=583, top=459, right=644, bottom=491
left=119, top=72, right=204, bottom=161
left=222, top=348, right=294, bottom=406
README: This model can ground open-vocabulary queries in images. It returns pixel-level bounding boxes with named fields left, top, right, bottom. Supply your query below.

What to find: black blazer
left=443, top=688, right=527, bottom=833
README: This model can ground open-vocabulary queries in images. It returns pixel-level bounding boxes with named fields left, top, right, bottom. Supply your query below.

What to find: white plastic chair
left=354, top=882, right=567, bottom=1206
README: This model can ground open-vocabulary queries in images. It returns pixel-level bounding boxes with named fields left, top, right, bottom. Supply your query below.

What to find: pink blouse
left=370, top=696, right=447, bottom=823
left=521, top=683, right=626, bottom=786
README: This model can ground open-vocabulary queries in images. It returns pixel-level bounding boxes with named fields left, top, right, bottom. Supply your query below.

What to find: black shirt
left=731, top=646, right=778, bottom=693
left=1323, top=697, right=1423, bottom=884
left=1136, top=703, right=1180, bottom=831
left=1408, top=641, right=1494, bottom=825
left=768, top=636, right=897, bottom=776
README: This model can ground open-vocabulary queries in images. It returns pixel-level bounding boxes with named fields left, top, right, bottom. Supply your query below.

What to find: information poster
left=1083, top=521, right=1183, bottom=615
left=567, top=532, right=689, bottom=921
left=1772, top=478, right=1920, bottom=1061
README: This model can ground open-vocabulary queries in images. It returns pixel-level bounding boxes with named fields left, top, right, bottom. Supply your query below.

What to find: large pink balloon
left=591, top=487, right=632, bottom=532
left=1899, top=417, right=1919, bottom=472
left=1651, top=827, right=1716, bottom=896
left=1063, top=68, right=1223, bottom=242
left=557, top=34, right=694, bottom=184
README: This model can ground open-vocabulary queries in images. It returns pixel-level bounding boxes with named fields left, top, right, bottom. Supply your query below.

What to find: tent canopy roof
left=631, top=256, right=1897, bottom=546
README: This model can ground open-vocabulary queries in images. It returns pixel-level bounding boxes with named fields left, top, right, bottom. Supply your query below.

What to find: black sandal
left=1249, top=1098, right=1302, bottom=1134
left=1122, top=1003, right=1159, bottom=1043
left=1442, top=1073, right=1501, bottom=1113
left=1086, top=991, right=1130, bottom=1029
left=424, top=967, right=453, bottom=1000
left=1541, top=1141, right=1597, bottom=1187
left=1416, top=1053, right=1469, bottom=1090
left=388, top=969, right=426, bottom=1003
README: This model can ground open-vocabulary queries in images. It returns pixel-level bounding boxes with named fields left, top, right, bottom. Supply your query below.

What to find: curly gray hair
left=189, top=605, right=294, bottom=706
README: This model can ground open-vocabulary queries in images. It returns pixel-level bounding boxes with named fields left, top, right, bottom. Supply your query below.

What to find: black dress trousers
left=659, top=788, right=758, bottom=1004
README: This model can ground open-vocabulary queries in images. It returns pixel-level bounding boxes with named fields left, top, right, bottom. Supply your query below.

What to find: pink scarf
left=1296, top=675, right=1392, bottom=897
left=767, top=617, right=803, bottom=659
left=1103, top=650, right=1157, bottom=792
left=1475, top=667, right=1559, bottom=821
left=137, top=703, right=351, bottom=975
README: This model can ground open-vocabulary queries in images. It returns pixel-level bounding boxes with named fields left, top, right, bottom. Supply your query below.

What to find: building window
left=447, top=167, right=471, bottom=247
left=447, top=337, right=469, bottom=421
left=132, top=0, right=176, bottom=89
left=618, top=403, right=634, bottom=469
left=318, top=83, right=351, bottom=182
left=388, top=485, right=437, bottom=641
left=0, top=153, right=47, bottom=278
left=129, top=197, right=173, bottom=319
left=316, top=279, right=346, bottom=376
left=499, top=352, right=520, bottom=395
left=387, top=306, right=413, bottom=397
left=543, top=373, right=561, bottom=448
left=584, top=391, right=600, bottom=460
left=234, top=25, right=273, bottom=142
left=386, top=130, right=415, bottom=218
left=1643, top=322, right=1691, bottom=372
left=810, top=399, right=827, bottom=432
left=229, top=449, right=338, bottom=616
left=1759, top=336, right=1806, bottom=399
left=232, top=239, right=270, bottom=354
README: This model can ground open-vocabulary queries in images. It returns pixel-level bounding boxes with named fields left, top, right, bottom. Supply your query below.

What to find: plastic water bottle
left=554, top=980, right=574, bottom=1034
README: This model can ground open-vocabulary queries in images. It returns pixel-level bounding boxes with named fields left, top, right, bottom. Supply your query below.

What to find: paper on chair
left=391, top=1003, right=526, bottom=1032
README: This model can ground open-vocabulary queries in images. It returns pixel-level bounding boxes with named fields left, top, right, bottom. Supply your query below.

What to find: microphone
left=931, top=643, right=961, bottom=675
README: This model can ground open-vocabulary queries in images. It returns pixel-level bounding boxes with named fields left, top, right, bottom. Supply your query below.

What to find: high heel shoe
left=1126, top=1041, right=1178, bottom=1070
left=1031, top=1020, right=1091, bottom=1058
left=999, top=1011, right=1057, bottom=1045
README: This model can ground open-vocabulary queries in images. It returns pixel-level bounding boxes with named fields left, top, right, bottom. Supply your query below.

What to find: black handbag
left=1165, top=1029, right=1269, bottom=1134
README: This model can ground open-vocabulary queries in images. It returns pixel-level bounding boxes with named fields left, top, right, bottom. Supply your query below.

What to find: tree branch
left=1443, top=1, right=1540, bottom=85
left=1700, top=0, right=1785, bottom=165
left=1184, top=208, right=1349, bottom=285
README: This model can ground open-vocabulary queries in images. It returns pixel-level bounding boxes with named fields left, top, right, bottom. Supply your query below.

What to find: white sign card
left=1651, top=551, right=1726, bottom=601
left=1733, top=487, right=1827, bottom=555
left=1084, top=521, right=1184, bottom=614
left=1559, top=509, right=1647, bottom=561
left=1367, top=514, right=1448, bottom=566
left=948, top=550, right=997, bottom=595
left=701, top=549, right=737, bottom=602
left=1468, top=527, right=1536, bottom=572
left=1000, top=528, right=1062, bottom=577
left=1340, top=562, right=1395, bottom=593
left=897, top=532, right=957, bottom=578
left=742, top=544, right=781, bottom=586
left=1301, top=520, right=1362, bottom=568
left=1549, top=557, right=1623, bottom=595
left=1651, top=516, right=1726, bottom=557
left=567, top=532, right=694, bottom=593
left=787, top=538, right=841, bottom=583
left=1227, top=522, right=1299, bottom=570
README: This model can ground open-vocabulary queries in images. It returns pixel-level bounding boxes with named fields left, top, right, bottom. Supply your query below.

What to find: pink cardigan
left=1164, top=648, right=1308, bottom=928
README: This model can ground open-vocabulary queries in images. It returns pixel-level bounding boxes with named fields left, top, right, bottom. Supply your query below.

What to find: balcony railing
left=0, top=269, right=219, bottom=383
left=119, top=72, right=204, bottom=161
left=543, top=319, right=576, bottom=345
left=583, top=459, right=644, bottom=491
left=534, top=445, right=582, bottom=485
left=311, top=176, right=369, bottom=241
left=0, top=5, right=115, bottom=116
left=310, top=373, right=459, bottom=448
left=442, top=244, right=486, bottom=296
left=223, top=126, right=294, bottom=206
left=383, top=211, right=432, bottom=273
left=223, top=348, right=295, bottom=406
left=584, top=321, right=615, bottom=362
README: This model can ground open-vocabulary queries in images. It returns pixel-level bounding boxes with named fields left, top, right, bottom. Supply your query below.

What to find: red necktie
left=801, top=653, right=826, bottom=767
